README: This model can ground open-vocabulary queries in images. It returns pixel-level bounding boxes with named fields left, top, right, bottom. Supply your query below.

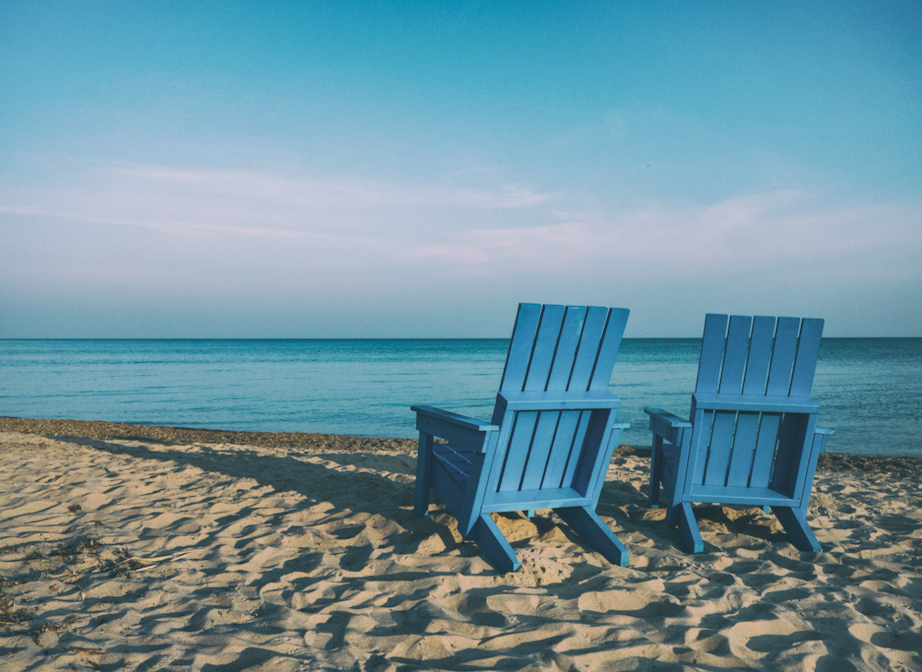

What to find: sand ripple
left=1, top=430, right=920, bottom=671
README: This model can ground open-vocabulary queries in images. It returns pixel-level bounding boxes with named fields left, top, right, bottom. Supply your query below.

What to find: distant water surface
left=1, top=338, right=919, bottom=456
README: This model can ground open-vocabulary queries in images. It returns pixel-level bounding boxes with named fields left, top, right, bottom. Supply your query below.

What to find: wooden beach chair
left=412, top=303, right=631, bottom=572
left=645, top=314, right=834, bottom=553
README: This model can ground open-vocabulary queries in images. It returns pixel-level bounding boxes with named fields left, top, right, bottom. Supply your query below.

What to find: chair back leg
left=471, top=514, right=521, bottom=572
left=556, top=506, right=629, bottom=567
left=414, top=432, right=434, bottom=517
left=678, top=502, right=704, bottom=553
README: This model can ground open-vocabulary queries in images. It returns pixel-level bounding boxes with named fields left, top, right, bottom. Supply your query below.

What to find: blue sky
left=2, top=1, right=920, bottom=337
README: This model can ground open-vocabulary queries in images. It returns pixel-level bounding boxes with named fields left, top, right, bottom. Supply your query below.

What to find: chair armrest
left=644, top=407, right=691, bottom=445
left=412, top=405, right=497, bottom=432
left=813, top=426, right=834, bottom=454
left=411, top=405, right=499, bottom=452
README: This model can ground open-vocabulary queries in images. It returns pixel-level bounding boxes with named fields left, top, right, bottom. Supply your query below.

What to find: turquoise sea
left=1, top=338, right=919, bottom=456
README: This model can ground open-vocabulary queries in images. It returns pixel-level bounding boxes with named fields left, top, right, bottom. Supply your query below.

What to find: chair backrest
left=486, top=304, right=629, bottom=494
left=688, top=315, right=824, bottom=496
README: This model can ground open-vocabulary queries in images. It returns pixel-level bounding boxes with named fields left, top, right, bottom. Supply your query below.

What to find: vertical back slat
left=571, top=409, right=610, bottom=494
left=498, top=411, right=538, bottom=491
left=725, top=412, right=760, bottom=487
left=749, top=413, right=781, bottom=488
left=719, top=316, right=752, bottom=394
left=742, top=316, right=776, bottom=395
left=561, top=411, right=592, bottom=487
left=519, top=412, right=560, bottom=489
left=789, top=318, right=823, bottom=396
left=589, top=307, right=629, bottom=391
left=499, top=304, right=543, bottom=392
left=770, top=413, right=808, bottom=495
left=541, top=411, right=582, bottom=488
left=691, top=410, right=715, bottom=484
left=766, top=317, right=800, bottom=396
left=546, top=306, right=587, bottom=390
left=695, top=314, right=728, bottom=394
left=568, top=307, right=610, bottom=390
left=703, top=411, right=736, bottom=485
left=523, top=305, right=566, bottom=391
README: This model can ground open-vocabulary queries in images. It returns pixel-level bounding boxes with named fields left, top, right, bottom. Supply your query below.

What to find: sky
left=1, top=1, right=920, bottom=338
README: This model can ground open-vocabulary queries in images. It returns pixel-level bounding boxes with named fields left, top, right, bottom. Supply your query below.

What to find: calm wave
left=1, top=338, right=919, bottom=456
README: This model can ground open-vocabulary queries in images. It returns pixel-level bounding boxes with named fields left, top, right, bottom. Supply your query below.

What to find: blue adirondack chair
left=645, top=314, right=834, bottom=553
left=412, top=303, right=631, bottom=572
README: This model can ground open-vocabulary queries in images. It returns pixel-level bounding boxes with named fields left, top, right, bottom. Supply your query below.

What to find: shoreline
left=2, top=415, right=919, bottom=474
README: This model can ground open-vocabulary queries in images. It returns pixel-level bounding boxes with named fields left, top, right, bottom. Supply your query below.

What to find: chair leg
left=414, top=432, right=434, bottom=518
left=649, top=436, right=662, bottom=508
left=666, top=502, right=680, bottom=526
left=772, top=506, right=822, bottom=553
left=470, top=513, right=521, bottom=573
left=556, top=506, right=629, bottom=567
left=678, top=502, right=704, bottom=553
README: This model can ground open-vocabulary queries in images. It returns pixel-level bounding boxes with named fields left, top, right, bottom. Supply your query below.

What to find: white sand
left=1, top=430, right=920, bottom=671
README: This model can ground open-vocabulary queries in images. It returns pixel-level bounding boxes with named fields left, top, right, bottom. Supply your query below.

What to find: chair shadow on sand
left=51, top=431, right=808, bottom=569
left=50, top=433, right=659, bottom=572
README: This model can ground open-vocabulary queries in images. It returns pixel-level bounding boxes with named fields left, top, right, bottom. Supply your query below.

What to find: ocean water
left=1, top=338, right=919, bottom=456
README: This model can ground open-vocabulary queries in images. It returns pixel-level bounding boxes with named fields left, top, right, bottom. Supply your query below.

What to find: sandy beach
left=1, top=418, right=920, bottom=671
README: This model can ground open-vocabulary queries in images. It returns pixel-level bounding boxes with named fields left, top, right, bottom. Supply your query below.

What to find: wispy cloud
left=403, top=190, right=922, bottom=282
left=112, top=164, right=551, bottom=209
left=1, top=163, right=553, bottom=241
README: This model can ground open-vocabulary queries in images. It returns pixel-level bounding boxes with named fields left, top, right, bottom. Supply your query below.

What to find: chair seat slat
left=432, top=443, right=476, bottom=487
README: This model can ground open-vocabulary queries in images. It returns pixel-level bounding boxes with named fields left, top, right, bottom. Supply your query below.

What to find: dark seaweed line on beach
left=1, top=416, right=919, bottom=476
left=0, top=416, right=416, bottom=454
